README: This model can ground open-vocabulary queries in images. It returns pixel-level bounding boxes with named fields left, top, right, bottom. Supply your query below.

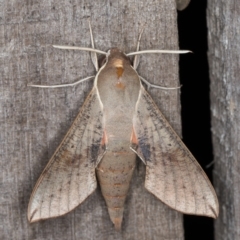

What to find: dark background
left=177, top=1, right=214, bottom=240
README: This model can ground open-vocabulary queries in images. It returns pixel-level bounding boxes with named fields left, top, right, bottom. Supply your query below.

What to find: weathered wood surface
left=207, top=0, right=240, bottom=239
left=0, top=0, right=183, bottom=239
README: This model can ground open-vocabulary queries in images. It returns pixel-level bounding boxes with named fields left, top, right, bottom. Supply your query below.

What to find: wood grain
left=207, top=0, right=240, bottom=239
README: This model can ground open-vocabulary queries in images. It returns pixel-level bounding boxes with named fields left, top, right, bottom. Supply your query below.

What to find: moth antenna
left=139, top=76, right=182, bottom=90
left=88, top=19, right=99, bottom=71
left=127, top=49, right=192, bottom=56
left=53, top=45, right=107, bottom=55
left=28, top=76, right=95, bottom=88
left=133, top=24, right=146, bottom=69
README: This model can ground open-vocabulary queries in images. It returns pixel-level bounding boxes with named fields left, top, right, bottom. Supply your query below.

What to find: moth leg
left=133, top=25, right=145, bottom=70
left=28, top=76, right=95, bottom=88
left=139, top=76, right=181, bottom=90
left=88, top=19, right=99, bottom=71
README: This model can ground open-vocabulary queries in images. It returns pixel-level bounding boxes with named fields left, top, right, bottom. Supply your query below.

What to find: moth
left=28, top=22, right=219, bottom=230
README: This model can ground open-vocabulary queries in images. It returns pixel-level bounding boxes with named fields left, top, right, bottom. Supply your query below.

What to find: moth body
left=96, top=48, right=140, bottom=230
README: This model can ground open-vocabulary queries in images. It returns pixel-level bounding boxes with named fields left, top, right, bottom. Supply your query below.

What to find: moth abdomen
left=96, top=150, right=136, bottom=230
left=107, top=207, right=124, bottom=231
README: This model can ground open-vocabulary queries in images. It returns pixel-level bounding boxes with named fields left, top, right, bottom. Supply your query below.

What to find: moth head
left=99, top=48, right=132, bottom=68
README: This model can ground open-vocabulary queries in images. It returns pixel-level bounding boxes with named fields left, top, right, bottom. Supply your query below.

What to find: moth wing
left=28, top=87, right=106, bottom=222
left=131, top=86, right=219, bottom=218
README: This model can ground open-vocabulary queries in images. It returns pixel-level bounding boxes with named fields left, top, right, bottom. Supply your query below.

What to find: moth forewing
left=28, top=87, right=106, bottom=222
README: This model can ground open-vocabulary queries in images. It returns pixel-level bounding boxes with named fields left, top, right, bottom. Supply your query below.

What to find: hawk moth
left=28, top=23, right=218, bottom=231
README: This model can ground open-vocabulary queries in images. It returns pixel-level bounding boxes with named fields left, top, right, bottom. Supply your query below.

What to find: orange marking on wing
left=131, top=127, right=138, bottom=145
left=101, top=130, right=108, bottom=145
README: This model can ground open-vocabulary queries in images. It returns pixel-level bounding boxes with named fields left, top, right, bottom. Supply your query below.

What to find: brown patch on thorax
left=115, top=81, right=125, bottom=89
left=116, top=67, right=124, bottom=78
left=111, top=59, right=126, bottom=89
